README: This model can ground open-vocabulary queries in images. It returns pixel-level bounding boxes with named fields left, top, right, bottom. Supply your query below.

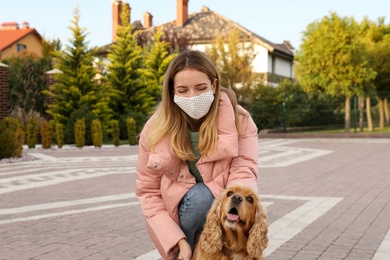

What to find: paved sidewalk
left=0, top=138, right=390, bottom=259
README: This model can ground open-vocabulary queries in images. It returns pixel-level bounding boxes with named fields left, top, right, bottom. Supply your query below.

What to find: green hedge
left=26, top=117, right=39, bottom=149
left=41, top=120, right=52, bottom=149
left=91, top=119, right=103, bottom=148
left=0, top=117, right=25, bottom=159
left=74, top=118, right=86, bottom=148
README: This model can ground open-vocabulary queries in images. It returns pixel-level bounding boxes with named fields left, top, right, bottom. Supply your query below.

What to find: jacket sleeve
left=136, top=121, right=186, bottom=258
left=227, top=111, right=259, bottom=192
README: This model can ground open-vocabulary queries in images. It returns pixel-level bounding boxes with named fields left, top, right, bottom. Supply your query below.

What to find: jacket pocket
left=146, top=153, right=180, bottom=181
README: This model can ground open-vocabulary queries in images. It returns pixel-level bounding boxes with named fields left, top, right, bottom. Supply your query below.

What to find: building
left=104, top=0, right=294, bottom=86
left=0, top=21, right=43, bottom=61
left=145, top=0, right=294, bottom=85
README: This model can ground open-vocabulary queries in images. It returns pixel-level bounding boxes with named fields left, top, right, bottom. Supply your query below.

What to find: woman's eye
left=227, top=191, right=233, bottom=197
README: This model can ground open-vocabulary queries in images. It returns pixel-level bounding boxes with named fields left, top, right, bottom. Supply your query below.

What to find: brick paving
left=0, top=138, right=389, bottom=260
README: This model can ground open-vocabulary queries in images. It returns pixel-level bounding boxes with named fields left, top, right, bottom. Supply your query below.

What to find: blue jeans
left=178, top=182, right=214, bottom=251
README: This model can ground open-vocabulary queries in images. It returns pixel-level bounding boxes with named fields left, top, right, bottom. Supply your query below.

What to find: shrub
left=249, top=81, right=344, bottom=131
left=49, top=119, right=56, bottom=144
left=64, top=105, right=97, bottom=145
left=0, top=117, right=25, bottom=159
left=55, top=122, right=64, bottom=148
left=15, top=125, right=25, bottom=157
left=127, top=117, right=138, bottom=145
left=40, top=120, right=52, bottom=149
left=111, top=120, right=120, bottom=146
left=91, top=119, right=103, bottom=148
left=26, top=116, right=39, bottom=148
left=74, top=118, right=86, bottom=148
left=127, top=111, right=147, bottom=134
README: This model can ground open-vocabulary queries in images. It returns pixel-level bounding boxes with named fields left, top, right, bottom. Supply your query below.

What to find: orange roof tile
left=0, top=27, right=41, bottom=51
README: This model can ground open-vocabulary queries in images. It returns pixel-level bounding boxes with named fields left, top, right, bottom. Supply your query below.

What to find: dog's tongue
left=227, top=213, right=239, bottom=222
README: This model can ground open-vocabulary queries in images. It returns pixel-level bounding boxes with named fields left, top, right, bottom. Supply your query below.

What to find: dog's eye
left=246, top=196, right=254, bottom=203
left=227, top=191, right=233, bottom=197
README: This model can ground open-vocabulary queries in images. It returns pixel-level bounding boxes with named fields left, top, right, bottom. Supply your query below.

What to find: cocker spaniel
left=192, top=184, right=268, bottom=260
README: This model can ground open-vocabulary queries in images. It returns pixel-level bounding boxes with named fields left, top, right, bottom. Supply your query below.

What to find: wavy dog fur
left=192, top=184, right=268, bottom=260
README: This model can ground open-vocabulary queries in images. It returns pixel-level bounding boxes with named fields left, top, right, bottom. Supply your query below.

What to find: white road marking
left=0, top=167, right=135, bottom=194
left=0, top=193, right=136, bottom=215
left=372, top=226, right=390, bottom=260
left=0, top=202, right=139, bottom=225
left=262, top=194, right=343, bottom=257
left=28, top=153, right=57, bottom=160
left=0, top=162, right=132, bottom=176
left=259, top=140, right=333, bottom=168
left=135, top=249, right=161, bottom=260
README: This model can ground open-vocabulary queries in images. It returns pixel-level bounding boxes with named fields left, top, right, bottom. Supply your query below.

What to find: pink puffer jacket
left=136, top=92, right=258, bottom=259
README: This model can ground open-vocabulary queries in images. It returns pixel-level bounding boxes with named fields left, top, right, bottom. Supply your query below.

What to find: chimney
left=1, top=22, right=19, bottom=30
left=201, top=6, right=210, bottom=12
left=176, top=0, right=189, bottom=27
left=143, top=12, right=153, bottom=29
left=112, top=0, right=131, bottom=42
left=21, top=21, right=30, bottom=29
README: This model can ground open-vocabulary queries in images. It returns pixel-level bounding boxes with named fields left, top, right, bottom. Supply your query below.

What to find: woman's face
left=173, top=69, right=215, bottom=98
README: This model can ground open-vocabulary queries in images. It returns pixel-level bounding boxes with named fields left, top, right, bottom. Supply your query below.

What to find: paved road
left=1, top=138, right=390, bottom=260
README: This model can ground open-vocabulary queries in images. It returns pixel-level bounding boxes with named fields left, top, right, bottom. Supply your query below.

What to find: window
left=17, top=44, right=26, bottom=52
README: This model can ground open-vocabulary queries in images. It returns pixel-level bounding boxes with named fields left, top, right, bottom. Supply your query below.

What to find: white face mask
left=174, top=90, right=215, bottom=119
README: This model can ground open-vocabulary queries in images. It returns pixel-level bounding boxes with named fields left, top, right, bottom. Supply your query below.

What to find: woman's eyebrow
left=194, top=82, right=208, bottom=87
left=176, top=82, right=208, bottom=88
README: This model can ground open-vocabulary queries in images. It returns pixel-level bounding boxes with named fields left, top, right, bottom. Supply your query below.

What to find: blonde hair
left=147, top=50, right=248, bottom=161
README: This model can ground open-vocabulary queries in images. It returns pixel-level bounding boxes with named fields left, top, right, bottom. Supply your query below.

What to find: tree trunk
left=378, top=98, right=384, bottom=129
left=359, top=96, right=364, bottom=132
left=384, top=97, right=389, bottom=126
left=345, top=96, right=350, bottom=133
left=366, top=97, right=374, bottom=132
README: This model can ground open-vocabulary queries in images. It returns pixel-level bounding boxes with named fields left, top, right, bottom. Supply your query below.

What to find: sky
left=0, top=0, right=389, bottom=51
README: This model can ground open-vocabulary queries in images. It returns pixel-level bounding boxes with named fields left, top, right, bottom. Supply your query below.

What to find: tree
left=205, top=29, right=257, bottom=108
left=41, top=37, right=62, bottom=59
left=361, top=17, right=390, bottom=128
left=4, top=52, right=51, bottom=118
left=295, top=12, right=376, bottom=133
left=106, top=4, right=145, bottom=118
left=139, top=28, right=177, bottom=115
left=45, top=7, right=112, bottom=143
left=375, top=34, right=390, bottom=126
left=250, top=80, right=343, bottom=131
left=137, top=28, right=190, bottom=54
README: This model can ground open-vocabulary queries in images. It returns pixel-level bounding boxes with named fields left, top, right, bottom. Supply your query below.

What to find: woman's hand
left=177, top=238, right=192, bottom=260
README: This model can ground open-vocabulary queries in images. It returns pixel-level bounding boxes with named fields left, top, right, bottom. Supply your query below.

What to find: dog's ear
left=199, top=195, right=224, bottom=253
left=247, top=200, right=268, bottom=257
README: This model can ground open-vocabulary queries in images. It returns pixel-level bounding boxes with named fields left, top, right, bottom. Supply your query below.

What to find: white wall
left=190, top=43, right=294, bottom=81
left=252, top=45, right=269, bottom=73
left=274, top=57, right=293, bottom=78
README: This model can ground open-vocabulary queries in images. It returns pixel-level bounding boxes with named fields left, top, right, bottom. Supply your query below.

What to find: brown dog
left=192, top=184, right=268, bottom=260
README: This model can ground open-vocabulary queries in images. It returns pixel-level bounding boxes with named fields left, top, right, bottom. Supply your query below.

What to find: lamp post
left=283, top=91, right=286, bottom=133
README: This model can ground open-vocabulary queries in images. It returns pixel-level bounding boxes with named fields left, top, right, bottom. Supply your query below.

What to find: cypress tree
left=106, top=4, right=145, bottom=118
left=46, top=7, right=112, bottom=143
left=139, top=28, right=177, bottom=115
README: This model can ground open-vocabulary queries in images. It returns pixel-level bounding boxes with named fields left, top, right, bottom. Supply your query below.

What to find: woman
left=136, top=50, right=258, bottom=260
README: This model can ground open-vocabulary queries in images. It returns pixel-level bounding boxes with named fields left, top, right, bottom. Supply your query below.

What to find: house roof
left=99, top=6, right=294, bottom=60
left=142, top=7, right=294, bottom=59
left=0, top=25, right=42, bottom=51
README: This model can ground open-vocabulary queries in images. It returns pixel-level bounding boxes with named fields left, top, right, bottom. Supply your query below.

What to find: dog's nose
left=232, top=194, right=242, bottom=204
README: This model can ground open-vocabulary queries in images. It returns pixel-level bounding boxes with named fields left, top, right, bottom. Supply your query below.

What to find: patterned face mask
left=174, top=90, right=215, bottom=119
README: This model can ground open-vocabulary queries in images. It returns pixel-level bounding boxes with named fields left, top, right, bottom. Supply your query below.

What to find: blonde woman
left=136, top=50, right=258, bottom=260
